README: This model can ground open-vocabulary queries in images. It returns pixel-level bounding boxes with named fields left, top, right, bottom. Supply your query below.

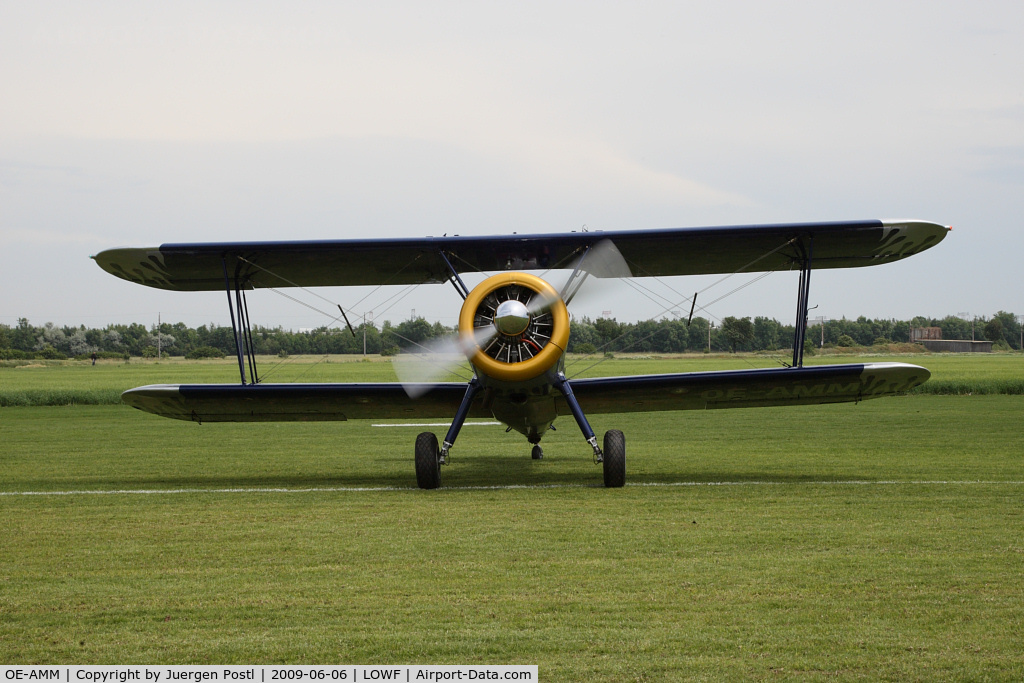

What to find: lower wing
left=120, top=363, right=927, bottom=423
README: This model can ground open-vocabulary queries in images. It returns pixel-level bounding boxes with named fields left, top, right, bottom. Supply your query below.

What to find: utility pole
left=708, top=322, right=713, bottom=352
left=364, top=311, right=373, bottom=356
left=157, top=312, right=161, bottom=359
left=812, top=315, right=827, bottom=348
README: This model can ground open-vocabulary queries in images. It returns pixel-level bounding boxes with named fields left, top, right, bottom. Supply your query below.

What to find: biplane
left=93, top=219, right=949, bottom=488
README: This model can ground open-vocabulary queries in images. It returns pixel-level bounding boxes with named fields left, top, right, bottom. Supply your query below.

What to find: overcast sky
left=2, top=1, right=1022, bottom=331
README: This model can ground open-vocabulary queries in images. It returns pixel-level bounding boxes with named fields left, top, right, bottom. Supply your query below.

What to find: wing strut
left=237, top=286, right=259, bottom=384
left=560, top=245, right=592, bottom=306
left=222, top=257, right=259, bottom=385
left=438, top=250, right=470, bottom=300
left=223, top=258, right=247, bottom=384
left=791, top=237, right=814, bottom=368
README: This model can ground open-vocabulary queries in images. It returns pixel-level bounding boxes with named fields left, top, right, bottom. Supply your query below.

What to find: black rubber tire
left=415, top=432, right=441, bottom=489
left=602, top=429, right=625, bottom=488
left=531, top=445, right=544, bottom=460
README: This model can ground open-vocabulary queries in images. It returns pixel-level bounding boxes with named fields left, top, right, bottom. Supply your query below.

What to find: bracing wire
left=566, top=238, right=800, bottom=377
left=235, top=251, right=448, bottom=382
left=567, top=268, right=789, bottom=377
left=235, top=236, right=802, bottom=383
left=236, top=252, right=425, bottom=321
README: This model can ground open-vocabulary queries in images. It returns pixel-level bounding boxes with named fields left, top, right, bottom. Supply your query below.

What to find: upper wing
left=121, top=363, right=927, bottom=423
left=93, top=219, right=949, bottom=291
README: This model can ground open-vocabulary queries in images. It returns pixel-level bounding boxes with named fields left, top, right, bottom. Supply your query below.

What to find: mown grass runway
left=2, top=355, right=1023, bottom=679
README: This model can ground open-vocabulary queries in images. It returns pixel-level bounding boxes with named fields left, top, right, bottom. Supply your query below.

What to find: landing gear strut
left=414, top=370, right=626, bottom=487
left=550, top=373, right=626, bottom=487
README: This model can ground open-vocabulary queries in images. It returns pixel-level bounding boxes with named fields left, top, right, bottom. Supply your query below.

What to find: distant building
left=911, top=327, right=942, bottom=341
left=911, top=326, right=991, bottom=353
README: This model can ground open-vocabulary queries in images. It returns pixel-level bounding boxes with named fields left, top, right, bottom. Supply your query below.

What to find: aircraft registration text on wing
left=94, top=219, right=949, bottom=488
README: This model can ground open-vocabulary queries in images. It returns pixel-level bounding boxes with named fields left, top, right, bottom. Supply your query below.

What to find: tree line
left=1, top=311, right=1021, bottom=361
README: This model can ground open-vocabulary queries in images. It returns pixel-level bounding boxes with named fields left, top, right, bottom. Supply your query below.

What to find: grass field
left=3, top=351, right=1023, bottom=406
left=2, top=355, right=1023, bottom=679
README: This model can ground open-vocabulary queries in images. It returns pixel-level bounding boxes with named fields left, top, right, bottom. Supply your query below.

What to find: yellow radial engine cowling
left=458, top=272, right=570, bottom=383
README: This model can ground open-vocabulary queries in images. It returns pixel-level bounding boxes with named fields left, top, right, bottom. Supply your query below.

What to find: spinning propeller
left=394, top=239, right=631, bottom=396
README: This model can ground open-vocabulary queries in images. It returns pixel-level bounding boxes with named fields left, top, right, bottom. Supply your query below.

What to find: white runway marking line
left=371, top=422, right=501, bottom=427
left=3, top=480, right=1024, bottom=497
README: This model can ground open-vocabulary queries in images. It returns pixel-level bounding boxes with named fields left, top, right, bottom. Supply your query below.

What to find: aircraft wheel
left=415, top=432, right=441, bottom=490
left=602, top=429, right=625, bottom=488
left=531, top=445, right=544, bottom=460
